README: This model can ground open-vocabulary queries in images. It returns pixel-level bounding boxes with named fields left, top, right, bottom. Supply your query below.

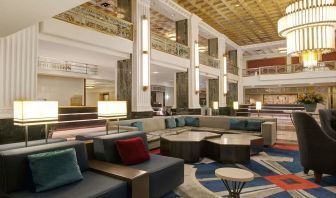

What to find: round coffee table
left=215, top=168, right=254, bottom=198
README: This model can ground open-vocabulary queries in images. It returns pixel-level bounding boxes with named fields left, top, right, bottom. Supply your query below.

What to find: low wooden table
left=160, top=131, right=220, bottom=163
left=215, top=168, right=254, bottom=198
left=204, top=134, right=264, bottom=164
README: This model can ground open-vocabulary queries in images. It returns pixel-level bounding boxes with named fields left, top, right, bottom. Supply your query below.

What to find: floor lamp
left=98, top=101, right=127, bottom=135
left=13, top=101, right=58, bottom=147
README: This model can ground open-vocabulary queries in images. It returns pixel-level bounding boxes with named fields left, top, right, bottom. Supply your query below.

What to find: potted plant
left=297, top=92, right=324, bottom=112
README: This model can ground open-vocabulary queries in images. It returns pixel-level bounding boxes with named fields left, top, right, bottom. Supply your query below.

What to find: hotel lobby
left=1, top=0, right=336, bottom=197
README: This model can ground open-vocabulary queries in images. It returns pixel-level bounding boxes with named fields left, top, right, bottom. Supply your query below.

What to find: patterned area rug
left=170, top=147, right=336, bottom=198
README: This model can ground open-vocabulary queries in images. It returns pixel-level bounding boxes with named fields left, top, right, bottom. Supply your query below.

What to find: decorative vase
left=303, top=103, right=317, bottom=112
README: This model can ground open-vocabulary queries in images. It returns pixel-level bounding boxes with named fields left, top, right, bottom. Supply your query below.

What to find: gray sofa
left=93, top=131, right=184, bottom=198
left=0, top=141, right=128, bottom=198
left=109, top=116, right=277, bottom=149
left=0, top=138, right=66, bottom=152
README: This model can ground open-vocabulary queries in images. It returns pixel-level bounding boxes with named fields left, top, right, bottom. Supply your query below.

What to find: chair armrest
left=88, top=160, right=149, bottom=198
left=261, top=122, right=277, bottom=146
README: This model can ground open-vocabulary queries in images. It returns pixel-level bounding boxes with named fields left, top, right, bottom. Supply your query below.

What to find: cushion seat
left=8, top=171, right=128, bottom=198
left=75, top=130, right=127, bottom=141
left=130, top=154, right=184, bottom=198
left=0, top=139, right=66, bottom=152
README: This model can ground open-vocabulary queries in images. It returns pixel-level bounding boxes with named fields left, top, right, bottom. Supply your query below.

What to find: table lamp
left=98, top=101, right=127, bottom=134
left=13, top=101, right=58, bottom=147
left=233, top=101, right=239, bottom=110
left=256, top=101, right=262, bottom=117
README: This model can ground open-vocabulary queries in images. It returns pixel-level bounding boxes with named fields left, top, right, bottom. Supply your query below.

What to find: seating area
left=1, top=0, right=336, bottom=197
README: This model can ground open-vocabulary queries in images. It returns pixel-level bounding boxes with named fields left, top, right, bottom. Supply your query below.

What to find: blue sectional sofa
left=0, top=141, right=128, bottom=198
left=93, top=131, right=184, bottom=198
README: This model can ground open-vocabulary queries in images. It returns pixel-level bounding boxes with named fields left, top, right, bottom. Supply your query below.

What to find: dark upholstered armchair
left=319, top=109, right=336, bottom=140
left=293, top=112, right=336, bottom=183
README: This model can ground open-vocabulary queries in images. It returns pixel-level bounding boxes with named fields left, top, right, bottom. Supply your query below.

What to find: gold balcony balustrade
left=151, top=33, right=190, bottom=58
left=38, top=57, right=98, bottom=75
left=54, top=4, right=133, bottom=40
left=243, top=61, right=336, bottom=77
left=199, top=52, right=220, bottom=69
left=227, top=65, right=239, bottom=75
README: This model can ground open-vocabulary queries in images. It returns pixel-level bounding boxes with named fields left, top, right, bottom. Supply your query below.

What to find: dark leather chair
left=293, top=112, right=336, bottom=183
left=319, top=109, right=336, bottom=140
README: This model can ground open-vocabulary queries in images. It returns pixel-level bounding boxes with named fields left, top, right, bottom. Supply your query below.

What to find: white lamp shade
left=13, top=101, right=58, bottom=125
left=233, top=101, right=239, bottom=110
left=256, top=101, right=262, bottom=110
left=213, top=101, right=219, bottom=110
left=98, top=101, right=127, bottom=119
left=195, top=67, right=200, bottom=93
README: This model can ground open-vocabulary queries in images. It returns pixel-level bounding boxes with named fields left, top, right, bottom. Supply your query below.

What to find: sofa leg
left=304, top=168, right=309, bottom=174
left=314, top=171, right=322, bottom=184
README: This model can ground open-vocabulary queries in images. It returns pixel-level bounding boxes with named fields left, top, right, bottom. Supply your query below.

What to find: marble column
left=117, top=59, right=132, bottom=118
left=131, top=0, right=152, bottom=118
left=188, top=14, right=201, bottom=112
left=208, top=79, right=219, bottom=109
left=176, top=19, right=188, bottom=45
left=175, top=72, right=188, bottom=114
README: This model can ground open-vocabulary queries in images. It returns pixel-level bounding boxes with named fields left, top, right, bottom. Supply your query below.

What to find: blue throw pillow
left=165, top=117, right=177, bottom=129
left=131, top=121, right=144, bottom=131
left=28, top=148, right=83, bottom=192
left=229, top=119, right=246, bottom=130
left=246, top=120, right=264, bottom=132
left=184, top=117, right=200, bottom=127
left=175, top=117, right=185, bottom=127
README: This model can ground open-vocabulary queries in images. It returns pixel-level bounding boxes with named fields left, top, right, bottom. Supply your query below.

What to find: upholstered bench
left=93, top=131, right=184, bottom=198
left=0, top=138, right=66, bottom=152
left=0, top=141, right=129, bottom=198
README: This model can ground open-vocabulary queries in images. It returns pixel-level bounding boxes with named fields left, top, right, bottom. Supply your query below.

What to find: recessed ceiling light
left=235, top=4, right=240, bottom=7
left=153, top=71, right=159, bottom=74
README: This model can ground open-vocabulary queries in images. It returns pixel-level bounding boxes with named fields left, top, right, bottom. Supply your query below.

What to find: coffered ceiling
left=174, top=0, right=293, bottom=46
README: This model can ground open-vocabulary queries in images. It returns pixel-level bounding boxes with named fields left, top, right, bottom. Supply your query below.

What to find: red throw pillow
left=116, top=137, right=150, bottom=165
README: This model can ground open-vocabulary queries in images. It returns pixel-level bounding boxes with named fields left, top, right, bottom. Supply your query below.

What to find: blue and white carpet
left=170, top=148, right=336, bottom=198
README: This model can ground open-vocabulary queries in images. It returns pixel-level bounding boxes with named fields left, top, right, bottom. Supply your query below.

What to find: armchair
left=293, top=112, right=336, bottom=183
left=319, top=109, right=336, bottom=140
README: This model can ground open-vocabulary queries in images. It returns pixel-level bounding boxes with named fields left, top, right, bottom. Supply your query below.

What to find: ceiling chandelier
left=278, top=0, right=336, bottom=67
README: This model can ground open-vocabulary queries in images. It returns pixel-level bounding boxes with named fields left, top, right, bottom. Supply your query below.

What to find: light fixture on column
left=13, top=101, right=58, bottom=147
left=233, top=101, right=239, bottom=110
left=278, top=0, right=336, bottom=68
left=223, top=55, right=227, bottom=95
left=213, top=101, right=219, bottom=116
left=195, top=41, right=200, bottom=94
left=256, top=101, right=262, bottom=117
left=142, top=16, right=150, bottom=90
left=98, top=101, right=127, bottom=134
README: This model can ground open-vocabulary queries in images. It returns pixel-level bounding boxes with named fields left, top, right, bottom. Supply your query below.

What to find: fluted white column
left=131, top=0, right=152, bottom=112
left=188, top=14, right=201, bottom=109
left=0, top=25, right=38, bottom=118
left=237, top=49, right=244, bottom=104
left=218, top=37, right=227, bottom=107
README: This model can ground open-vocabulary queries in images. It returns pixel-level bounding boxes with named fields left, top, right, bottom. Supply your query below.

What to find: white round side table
left=215, top=168, right=254, bottom=198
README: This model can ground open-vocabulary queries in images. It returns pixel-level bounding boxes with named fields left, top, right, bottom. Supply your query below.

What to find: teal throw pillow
left=184, top=117, right=200, bottom=127
left=131, top=121, right=144, bottom=131
left=28, top=148, right=83, bottom=192
left=229, top=119, right=246, bottom=130
left=165, top=117, right=177, bottom=129
left=246, top=120, right=264, bottom=132
left=175, top=117, right=185, bottom=127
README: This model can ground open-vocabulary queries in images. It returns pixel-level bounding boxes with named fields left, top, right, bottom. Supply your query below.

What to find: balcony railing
left=228, top=65, right=239, bottom=75
left=151, top=33, right=190, bottom=59
left=38, top=57, right=98, bottom=75
left=243, top=61, right=336, bottom=77
left=199, top=52, right=220, bottom=69
left=54, top=4, right=133, bottom=40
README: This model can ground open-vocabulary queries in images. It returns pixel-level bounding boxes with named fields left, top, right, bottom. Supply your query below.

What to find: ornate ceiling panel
left=174, top=0, right=293, bottom=46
